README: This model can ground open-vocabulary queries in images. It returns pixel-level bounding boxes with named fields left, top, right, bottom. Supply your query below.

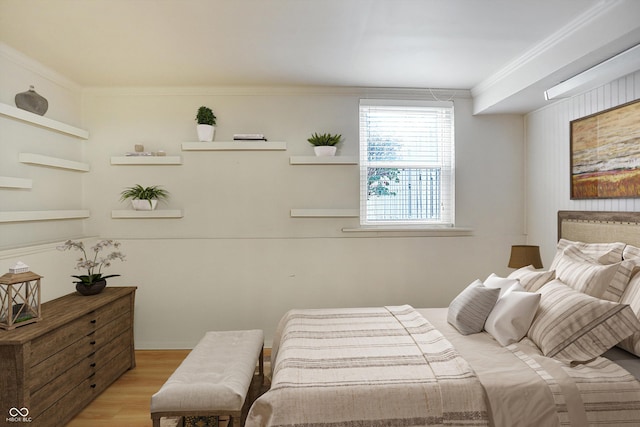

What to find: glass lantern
left=0, top=271, right=42, bottom=330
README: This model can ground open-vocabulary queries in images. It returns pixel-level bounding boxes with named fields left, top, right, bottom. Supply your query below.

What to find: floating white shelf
left=111, top=210, right=184, bottom=219
left=290, top=209, right=359, bottom=218
left=19, top=153, right=90, bottom=172
left=110, top=156, right=183, bottom=165
left=181, top=141, right=287, bottom=151
left=0, top=210, right=90, bottom=223
left=0, top=102, right=89, bottom=139
left=289, top=156, right=358, bottom=165
left=0, top=176, right=32, bottom=189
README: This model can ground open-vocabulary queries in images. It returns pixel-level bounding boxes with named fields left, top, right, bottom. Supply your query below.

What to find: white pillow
left=447, top=280, right=500, bottom=335
left=484, top=283, right=541, bottom=346
left=484, top=273, right=520, bottom=297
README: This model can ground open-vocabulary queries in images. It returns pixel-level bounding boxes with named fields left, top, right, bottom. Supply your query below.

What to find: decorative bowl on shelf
left=15, top=85, right=48, bottom=116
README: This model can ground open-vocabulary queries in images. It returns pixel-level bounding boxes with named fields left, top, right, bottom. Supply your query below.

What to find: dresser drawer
left=92, top=295, right=130, bottom=328
left=93, top=347, right=133, bottom=394
left=29, top=313, right=95, bottom=366
left=29, top=333, right=96, bottom=392
left=32, top=376, right=98, bottom=427
left=31, top=332, right=132, bottom=417
left=30, top=355, right=95, bottom=418
left=95, top=331, right=131, bottom=367
left=92, top=309, right=131, bottom=348
left=30, top=310, right=132, bottom=392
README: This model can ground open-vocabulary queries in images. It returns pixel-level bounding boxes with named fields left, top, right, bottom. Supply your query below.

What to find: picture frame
left=570, top=99, right=640, bottom=199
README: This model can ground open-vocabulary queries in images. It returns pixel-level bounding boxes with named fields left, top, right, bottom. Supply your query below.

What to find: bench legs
left=152, top=414, right=236, bottom=427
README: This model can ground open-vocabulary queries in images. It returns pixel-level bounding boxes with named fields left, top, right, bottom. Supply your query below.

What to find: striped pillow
left=623, top=244, right=640, bottom=261
left=554, top=245, right=634, bottom=300
left=508, top=265, right=555, bottom=292
left=527, top=280, right=640, bottom=363
left=618, top=272, right=640, bottom=356
left=447, top=280, right=500, bottom=335
left=549, top=239, right=624, bottom=270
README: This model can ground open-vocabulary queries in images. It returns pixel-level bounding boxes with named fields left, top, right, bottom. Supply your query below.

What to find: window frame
left=358, top=99, right=455, bottom=228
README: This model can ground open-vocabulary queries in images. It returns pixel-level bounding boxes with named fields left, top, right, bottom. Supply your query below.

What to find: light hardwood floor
left=67, top=350, right=190, bottom=427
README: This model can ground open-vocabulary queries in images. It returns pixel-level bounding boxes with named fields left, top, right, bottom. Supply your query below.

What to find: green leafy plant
left=120, top=184, right=169, bottom=208
left=196, top=106, right=217, bottom=126
left=57, top=240, right=125, bottom=285
left=307, top=132, right=342, bottom=146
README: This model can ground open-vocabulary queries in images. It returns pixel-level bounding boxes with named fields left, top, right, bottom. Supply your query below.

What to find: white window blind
left=359, top=99, right=455, bottom=226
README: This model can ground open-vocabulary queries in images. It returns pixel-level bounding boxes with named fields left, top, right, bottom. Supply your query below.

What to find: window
left=359, top=99, right=455, bottom=226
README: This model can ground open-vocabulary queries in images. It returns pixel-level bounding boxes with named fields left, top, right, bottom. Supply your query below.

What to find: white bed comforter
left=246, top=306, right=640, bottom=427
left=247, top=305, right=489, bottom=427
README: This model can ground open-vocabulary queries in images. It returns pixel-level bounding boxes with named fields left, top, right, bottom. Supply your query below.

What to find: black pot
left=75, top=279, right=107, bottom=296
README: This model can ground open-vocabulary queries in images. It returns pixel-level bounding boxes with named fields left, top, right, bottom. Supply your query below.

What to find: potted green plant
left=120, top=184, right=169, bottom=211
left=307, top=132, right=342, bottom=156
left=196, top=106, right=217, bottom=142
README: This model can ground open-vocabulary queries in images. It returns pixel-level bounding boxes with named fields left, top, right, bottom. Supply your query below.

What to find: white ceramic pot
left=313, top=146, right=337, bottom=156
left=131, top=199, right=158, bottom=211
left=196, top=124, right=215, bottom=142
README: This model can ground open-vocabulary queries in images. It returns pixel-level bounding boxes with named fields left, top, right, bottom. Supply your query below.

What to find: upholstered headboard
left=558, top=211, right=640, bottom=247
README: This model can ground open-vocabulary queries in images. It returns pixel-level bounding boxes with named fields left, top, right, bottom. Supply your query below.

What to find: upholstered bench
left=151, top=329, right=265, bottom=427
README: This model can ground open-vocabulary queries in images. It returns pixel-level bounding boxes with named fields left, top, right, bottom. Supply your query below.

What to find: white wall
left=1, top=47, right=526, bottom=349
left=525, top=71, right=640, bottom=266
left=0, top=44, right=87, bottom=251
left=0, top=44, right=89, bottom=302
left=81, top=87, right=525, bottom=348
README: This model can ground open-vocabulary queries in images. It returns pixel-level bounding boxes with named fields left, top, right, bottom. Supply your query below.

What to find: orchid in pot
left=57, top=239, right=126, bottom=295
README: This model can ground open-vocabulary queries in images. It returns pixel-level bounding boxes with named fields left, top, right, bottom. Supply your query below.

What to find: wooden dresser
left=0, top=286, right=136, bottom=426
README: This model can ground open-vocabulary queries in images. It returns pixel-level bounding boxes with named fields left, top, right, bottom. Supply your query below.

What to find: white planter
left=196, top=124, right=215, bottom=142
left=313, top=146, right=337, bottom=156
left=131, top=199, right=158, bottom=211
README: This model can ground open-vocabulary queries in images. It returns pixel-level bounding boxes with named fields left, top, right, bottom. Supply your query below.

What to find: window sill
left=341, top=226, right=473, bottom=237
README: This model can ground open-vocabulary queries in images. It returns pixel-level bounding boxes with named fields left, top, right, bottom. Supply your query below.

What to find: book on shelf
left=125, top=152, right=154, bottom=156
left=233, top=134, right=268, bottom=141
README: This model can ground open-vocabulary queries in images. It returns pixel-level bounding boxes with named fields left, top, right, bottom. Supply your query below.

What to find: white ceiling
left=1, top=0, right=639, bottom=113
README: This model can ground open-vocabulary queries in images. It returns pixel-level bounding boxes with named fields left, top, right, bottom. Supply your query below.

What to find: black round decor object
left=75, top=280, right=107, bottom=296
left=15, top=85, right=48, bottom=116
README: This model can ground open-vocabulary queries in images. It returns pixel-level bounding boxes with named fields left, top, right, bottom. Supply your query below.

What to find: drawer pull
left=90, top=362, right=96, bottom=368
left=90, top=319, right=97, bottom=324
left=90, top=384, right=97, bottom=389
left=90, top=340, right=96, bottom=345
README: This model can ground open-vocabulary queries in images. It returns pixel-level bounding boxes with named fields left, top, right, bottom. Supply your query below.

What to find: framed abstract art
left=571, top=99, right=640, bottom=199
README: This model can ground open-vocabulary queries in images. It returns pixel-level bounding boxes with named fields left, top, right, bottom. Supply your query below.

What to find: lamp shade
left=508, top=245, right=543, bottom=269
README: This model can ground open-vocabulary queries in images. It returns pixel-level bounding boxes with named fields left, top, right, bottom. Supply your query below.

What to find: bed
left=245, top=211, right=640, bottom=427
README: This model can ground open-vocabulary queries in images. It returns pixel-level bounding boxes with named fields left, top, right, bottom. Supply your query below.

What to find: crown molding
left=471, top=0, right=623, bottom=98
left=0, top=42, right=83, bottom=93
left=82, top=85, right=471, bottom=99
